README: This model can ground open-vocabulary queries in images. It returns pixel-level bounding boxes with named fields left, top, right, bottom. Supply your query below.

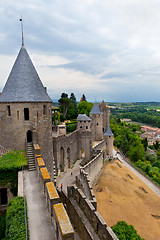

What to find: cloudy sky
left=0, top=0, right=160, bottom=102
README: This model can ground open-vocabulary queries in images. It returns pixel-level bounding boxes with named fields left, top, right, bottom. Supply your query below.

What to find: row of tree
left=110, top=117, right=160, bottom=186
left=111, top=106, right=160, bottom=128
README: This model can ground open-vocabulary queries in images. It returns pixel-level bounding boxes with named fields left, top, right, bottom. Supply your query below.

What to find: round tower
left=0, top=44, right=53, bottom=169
left=99, top=100, right=110, bottom=132
left=104, top=125, right=114, bottom=156
left=90, top=103, right=103, bottom=141
left=77, top=114, right=92, bottom=162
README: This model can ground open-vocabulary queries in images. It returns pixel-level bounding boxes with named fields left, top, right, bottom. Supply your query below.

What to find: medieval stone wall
left=82, top=151, right=103, bottom=186
left=53, top=130, right=92, bottom=175
left=53, top=130, right=79, bottom=174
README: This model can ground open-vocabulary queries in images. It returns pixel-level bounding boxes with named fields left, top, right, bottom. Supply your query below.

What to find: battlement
left=53, top=203, right=74, bottom=239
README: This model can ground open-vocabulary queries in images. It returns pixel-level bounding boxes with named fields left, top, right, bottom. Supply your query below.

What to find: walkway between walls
left=113, top=149, right=160, bottom=196
left=56, top=159, right=81, bottom=193
left=24, top=171, right=55, bottom=240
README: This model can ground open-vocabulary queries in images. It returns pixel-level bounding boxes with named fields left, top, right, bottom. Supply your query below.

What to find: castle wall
left=53, top=130, right=79, bottom=174
left=60, top=186, right=118, bottom=240
left=0, top=102, right=53, bottom=174
left=82, top=151, right=103, bottom=186
left=53, top=130, right=92, bottom=175
left=92, top=139, right=106, bottom=152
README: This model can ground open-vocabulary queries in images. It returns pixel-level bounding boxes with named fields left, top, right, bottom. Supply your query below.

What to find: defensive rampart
left=59, top=185, right=118, bottom=240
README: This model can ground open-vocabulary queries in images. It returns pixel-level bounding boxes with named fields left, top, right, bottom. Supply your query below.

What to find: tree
left=61, top=93, right=68, bottom=98
left=142, top=137, right=148, bottom=151
left=78, top=101, right=94, bottom=116
left=58, top=97, right=71, bottom=117
left=66, top=101, right=78, bottom=119
left=128, top=144, right=145, bottom=162
left=70, top=93, right=76, bottom=105
left=112, top=221, right=145, bottom=240
left=82, top=94, right=87, bottom=101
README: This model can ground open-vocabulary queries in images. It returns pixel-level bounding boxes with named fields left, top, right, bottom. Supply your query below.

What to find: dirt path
left=93, top=160, right=160, bottom=240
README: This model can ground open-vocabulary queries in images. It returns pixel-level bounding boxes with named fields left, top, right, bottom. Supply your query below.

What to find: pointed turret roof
left=104, top=124, right=114, bottom=136
left=100, top=100, right=107, bottom=110
left=90, top=103, right=102, bottom=114
left=0, top=46, right=52, bottom=103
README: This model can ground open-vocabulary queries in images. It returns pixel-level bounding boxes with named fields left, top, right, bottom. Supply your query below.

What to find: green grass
left=0, top=151, right=27, bottom=170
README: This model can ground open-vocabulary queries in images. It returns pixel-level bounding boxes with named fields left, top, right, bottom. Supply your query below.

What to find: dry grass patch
left=93, top=160, right=160, bottom=240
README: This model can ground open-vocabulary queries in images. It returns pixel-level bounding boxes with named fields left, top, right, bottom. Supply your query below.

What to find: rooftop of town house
left=104, top=124, right=114, bottom=136
left=37, top=157, right=45, bottom=167
left=77, top=114, right=91, bottom=121
left=141, top=126, right=158, bottom=131
left=90, top=102, right=102, bottom=114
left=46, top=182, right=59, bottom=199
left=40, top=167, right=51, bottom=180
left=0, top=45, right=52, bottom=103
left=53, top=203, right=74, bottom=236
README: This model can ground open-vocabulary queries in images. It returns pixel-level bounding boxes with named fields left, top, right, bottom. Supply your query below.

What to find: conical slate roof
left=90, top=103, right=102, bottom=114
left=0, top=46, right=52, bottom=103
left=104, top=124, right=114, bottom=136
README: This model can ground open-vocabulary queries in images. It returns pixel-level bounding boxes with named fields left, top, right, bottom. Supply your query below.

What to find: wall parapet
left=92, top=139, right=106, bottom=151
left=82, top=150, right=103, bottom=186
left=67, top=185, right=118, bottom=240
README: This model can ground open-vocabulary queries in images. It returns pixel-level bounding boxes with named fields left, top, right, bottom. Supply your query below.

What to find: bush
left=111, top=221, right=145, bottom=240
left=6, top=196, right=29, bottom=240
left=66, top=122, right=77, bottom=133
left=0, top=151, right=27, bottom=195
left=0, top=215, right=6, bottom=239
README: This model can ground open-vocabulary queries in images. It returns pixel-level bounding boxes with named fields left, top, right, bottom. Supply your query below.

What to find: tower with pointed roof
left=104, top=124, right=114, bottom=155
left=90, top=103, right=103, bottom=141
left=90, top=101, right=113, bottom=155
left=99, top=100, right=110, bottom=131
left=0, top=42, right=53, bottom=171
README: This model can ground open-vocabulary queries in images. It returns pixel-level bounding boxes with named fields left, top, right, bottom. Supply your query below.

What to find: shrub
left=5, top=196, right=29, bottom=240
left=111, top=221, right=145, bottom=240
left=0, top=151, right=27, bottom=195
left=66, top=122, right=77, bottom=133
left=0, top=215, right=6, bottom=239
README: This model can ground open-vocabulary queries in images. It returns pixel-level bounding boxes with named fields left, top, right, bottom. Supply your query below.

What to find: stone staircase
left=26, top=142, right=36, bottom=171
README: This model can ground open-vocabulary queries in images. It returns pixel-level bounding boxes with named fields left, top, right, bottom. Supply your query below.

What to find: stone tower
left=104, top=125, right=114, bottom=155
left=77, top=114, right=92, bottom=162
left=99, top=100, right=110, bottom=131
left=0, top=44, right=53, bottom=169
left=90, top=103, right=103, bottom=141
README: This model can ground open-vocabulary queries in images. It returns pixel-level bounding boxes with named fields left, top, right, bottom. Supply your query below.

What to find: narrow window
left=17, top=111, right=19, bottom=120
left=86, top=126, right=88, bottom=129
left=7, top=105, right=11, bottom=116
left=0, top=188, right=8, bottom=205
left=43, top=105, right=46, bottom=115
left=97, top=123, right=99, bottom=126
left=37, top=111, right=38, bottom=117
left=24, top=108, right=29, bottom=120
